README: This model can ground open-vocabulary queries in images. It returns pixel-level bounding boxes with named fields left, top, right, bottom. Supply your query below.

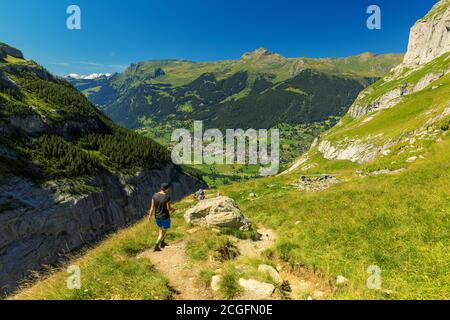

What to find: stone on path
left=258, top=264, right=283, bottom=285
left=238, top=278, right=275, bottom=300
left=211, top=275, right=222, bottom=292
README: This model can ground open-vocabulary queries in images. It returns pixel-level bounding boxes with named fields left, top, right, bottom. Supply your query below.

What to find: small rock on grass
left=258, top=264, right=283, bottom=285
left=336, top=275, right=348, bottom=286
left=211, top=275, right=222, bottom=292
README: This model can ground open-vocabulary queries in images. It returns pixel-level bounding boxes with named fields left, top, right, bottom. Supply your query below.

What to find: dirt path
left=140, top=226, right=331, bottom=300
left=139, top=241, right=214, bottom=300
left=232, top=226, right=278, bottom=258
left=231, top=225, right=331, bottom=300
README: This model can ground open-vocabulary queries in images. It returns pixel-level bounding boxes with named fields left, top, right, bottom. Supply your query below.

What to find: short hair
left=160, top=182, right=170, bottom=190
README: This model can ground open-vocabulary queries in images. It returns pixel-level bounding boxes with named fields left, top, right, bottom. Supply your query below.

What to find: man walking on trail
left=148, top=183, right=173, bottom=252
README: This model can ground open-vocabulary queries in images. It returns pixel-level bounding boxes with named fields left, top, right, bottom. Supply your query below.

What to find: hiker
left=148, top=182, right=173, bottom=252
left=199, top=189, right=205, bottom=201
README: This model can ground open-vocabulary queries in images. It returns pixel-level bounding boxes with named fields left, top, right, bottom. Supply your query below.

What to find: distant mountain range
left=67, top=49, right=403, bottom=130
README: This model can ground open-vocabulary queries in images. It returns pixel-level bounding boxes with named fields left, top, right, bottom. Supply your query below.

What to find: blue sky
left=0, top=0, right=438, bottom=75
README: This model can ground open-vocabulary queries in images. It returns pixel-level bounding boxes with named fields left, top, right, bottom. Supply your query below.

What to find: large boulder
left=184, top=196, right=251, bottom=230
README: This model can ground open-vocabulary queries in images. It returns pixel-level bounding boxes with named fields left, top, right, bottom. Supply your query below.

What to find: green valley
left=68, top=49, right=403, bottom=184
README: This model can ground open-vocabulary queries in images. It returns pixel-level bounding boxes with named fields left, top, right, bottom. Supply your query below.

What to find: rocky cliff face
left=0, top=164, right=206, bottom=295
left=403, top=0, right=450, bottom=67
left=348, top=0, right=450, bottom=119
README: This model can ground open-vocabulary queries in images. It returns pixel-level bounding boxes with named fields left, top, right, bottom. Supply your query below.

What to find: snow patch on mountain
left=66, top=73, right=112, bottom=80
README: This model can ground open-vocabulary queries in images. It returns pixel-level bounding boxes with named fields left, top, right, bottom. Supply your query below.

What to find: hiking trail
left=139, top=225, right=331, bottom=300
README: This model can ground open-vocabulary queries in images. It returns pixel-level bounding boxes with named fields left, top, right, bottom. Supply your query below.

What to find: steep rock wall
left=403, top=0, right=450, bottom=67
left=0, top=164, right=206, bottom=295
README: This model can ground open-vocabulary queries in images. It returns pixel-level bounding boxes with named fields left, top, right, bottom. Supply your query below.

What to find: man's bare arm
left=148, top=199, right=155, bottom=220
left=167, top=201, right=174, bottom=213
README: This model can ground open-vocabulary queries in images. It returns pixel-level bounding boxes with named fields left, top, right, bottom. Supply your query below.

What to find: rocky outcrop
left=184, top=196, right=251, bottom=230
left=1, top=112, right=110, bottom=140
left=0, top=42, right=24, bottom=60
left=0, top=164, right=206, bottom=296
left=241, top=48, right=283, bottom=62
left=349, top=85, right=408, bottom=118
left=349, top=68, right=450, bottom=118
left=295, top=175, right=341, bottom=192
left=210, top=275, right=222, bottom=292
left=317, top=139, right=393, bottom=164
left=403, top=0, right=450, bottom=67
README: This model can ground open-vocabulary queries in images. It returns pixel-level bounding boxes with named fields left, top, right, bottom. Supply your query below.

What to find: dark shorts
left=155, top=218, right=171, bottom=230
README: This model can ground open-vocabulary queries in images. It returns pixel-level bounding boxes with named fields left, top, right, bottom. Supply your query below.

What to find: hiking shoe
left=160, top=240, right=167, bottom=248
left=153, top=244, right=162, bottom=252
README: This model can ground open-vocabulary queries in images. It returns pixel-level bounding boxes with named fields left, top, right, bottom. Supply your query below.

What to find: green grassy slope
left=14, top=134, right=449, bottom=300
left=224, top=141, right=449, bottom=299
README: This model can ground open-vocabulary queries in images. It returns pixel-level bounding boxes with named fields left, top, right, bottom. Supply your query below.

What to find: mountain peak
left=241, top=48, right=284, bottom=61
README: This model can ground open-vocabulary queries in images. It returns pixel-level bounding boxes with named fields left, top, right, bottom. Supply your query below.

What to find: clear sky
left=0, top=0, right=439, bottom=75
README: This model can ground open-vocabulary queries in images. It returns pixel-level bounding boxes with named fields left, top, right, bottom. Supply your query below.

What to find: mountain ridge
left=67, top=48, right=403, bottom=126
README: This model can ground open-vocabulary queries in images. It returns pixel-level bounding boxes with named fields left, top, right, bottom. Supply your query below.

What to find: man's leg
left=160, top=229, right=167, bottom=248
left=154, top=228, right=164, bottom=251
